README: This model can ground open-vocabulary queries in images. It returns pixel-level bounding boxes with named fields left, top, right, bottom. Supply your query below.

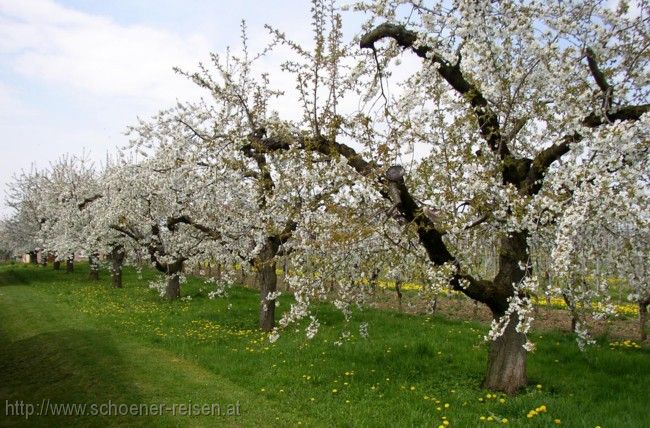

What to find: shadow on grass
left=0, top=268, right=33, bottom=287
left=0, top=328, right=158, bottom=427
left=0, top=266, right=76, bottom=287
left=0, top=264, right=97, bottom=289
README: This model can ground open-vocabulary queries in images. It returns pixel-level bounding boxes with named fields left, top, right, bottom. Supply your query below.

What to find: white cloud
left=0, top=82, right=33, bottom=118
left=0, top=0, right=210, bottom=103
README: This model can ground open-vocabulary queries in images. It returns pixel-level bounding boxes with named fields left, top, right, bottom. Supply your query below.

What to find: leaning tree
left=178, top=0, right=649, bottom=393
left=350, top=0, right=649, bottom=391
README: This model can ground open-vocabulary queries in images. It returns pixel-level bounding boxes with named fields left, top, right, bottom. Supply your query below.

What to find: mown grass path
left=0, top=264, right=648, bottom=427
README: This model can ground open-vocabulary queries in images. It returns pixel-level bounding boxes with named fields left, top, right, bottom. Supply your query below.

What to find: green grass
left=0, top=263, right=648, bottom=427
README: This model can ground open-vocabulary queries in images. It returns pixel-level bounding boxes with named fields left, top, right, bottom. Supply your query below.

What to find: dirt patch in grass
left=203, top=270, right=646, bottom=344
left=364, top=288, right=644, bottom=342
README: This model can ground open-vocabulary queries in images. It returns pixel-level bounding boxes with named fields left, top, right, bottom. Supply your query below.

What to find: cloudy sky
left=0, top=0, right=368, bottom=216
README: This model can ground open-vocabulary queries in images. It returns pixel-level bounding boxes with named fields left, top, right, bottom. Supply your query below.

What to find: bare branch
left=109, top=224, right=142, bottom=242
left=166, top=215, right=223, bottom=240
left=525, top=103, right=650, bottom=194
left=77, top=194, right=102, bottom=211
left=585, top=47, right=613, bottom=108
left=583, top=103, right=650, bottom=128
left=360, top=23, right=506, bottom=158
left=523, top=133, right=579, bottom=194
left=177, top=119, right=213, bottom=142
left=384, top=165, right=454, bottom=266
left=464, top=214, right=489, bottom=231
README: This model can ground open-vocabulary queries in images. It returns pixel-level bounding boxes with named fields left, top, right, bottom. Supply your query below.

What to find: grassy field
left=0, top=263, right=648, bottom=427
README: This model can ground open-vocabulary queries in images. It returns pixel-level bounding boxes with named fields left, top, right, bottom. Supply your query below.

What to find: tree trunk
left=562, top=293, right=578, bottom=332
left=166, top=273, right=181, bottom=299
left=284, top=257, right=289, bottom=276
left=29, top=251, right=38, bottom=264
left=257, top=243, right=278, bottom=332
left=395, top=277, right=403, bottom=312
left=66, top=256, right=74, bottom=273
left=483, top=232, right=529, bottom=394
left=88, top=254, right=99, bottom=281
left=484, top=312, right=528, bottom=394
left=40, top=251, right=47, bottom=267
left=370, top=268, right=379, bottom=293
left=110, top=245, right=125, bottom=288
left=428, top=298, right=438, bottom=313
left=53, top=260, right=61, bottom=270
left=640, top=301, right=648, bottom=342
left=164, top=260, right=183, bottom=299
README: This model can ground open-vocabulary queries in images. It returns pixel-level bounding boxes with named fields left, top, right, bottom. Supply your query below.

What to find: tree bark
left=53, top=260, right=61, bottom=270
left=257, top=242, right=278, bottom=332
left=482, top=233, right=529, bottom=394
left=29, top=250, right=38, bottom=265
left=484, top=312, right=528, bottom=394
left=639, top=301, right=648, bottom=342
left=166, top=273, right=181, bottom=299
left=215, top=262, right=222, bottom=281
left=40, top=251, right=47, bottom=267
left=562, top=293, right=578, bottom=332
left=164, top=260, right=183, bottom=299
left=110, top=245, right=125, bottom=288
left=395, top=277, right=403, bottom=312
left=370, top=268, right=379, bottom=293
left=88, top=253, right=99, bottom=281
left=66, top=256, right=74, bottom=273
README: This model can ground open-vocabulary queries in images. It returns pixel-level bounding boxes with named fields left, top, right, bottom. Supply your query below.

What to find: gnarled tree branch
left=583, top=103, right=650, bottom=128
left=78, top=194, right=102, bottom=210
left=585, top=47, right=613, bottom=108
left=360, top=22, right=506, bottom=158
